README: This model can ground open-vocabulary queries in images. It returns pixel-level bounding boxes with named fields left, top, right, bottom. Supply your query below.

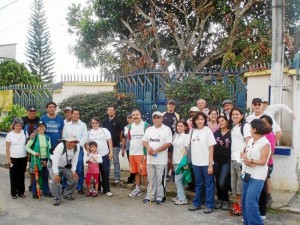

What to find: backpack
left=127, top=122, right=150, bottom=155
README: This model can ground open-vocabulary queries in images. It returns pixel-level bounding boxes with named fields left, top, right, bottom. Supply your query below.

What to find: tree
left=26, top=0, right=55, bottom=84
left=0, top=60, right=41, bottom=86
left=67, top=0, right=299, bottom=75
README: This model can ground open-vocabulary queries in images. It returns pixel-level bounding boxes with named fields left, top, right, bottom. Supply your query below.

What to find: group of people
left=5, top=97, right=294, bottom=224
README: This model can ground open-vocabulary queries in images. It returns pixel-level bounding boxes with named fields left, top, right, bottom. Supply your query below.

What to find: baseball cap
left=152, top=111, right=163, bottom=117
left=222, top=99, right=232, bottom=106
left=38, top=121, right=47, bottom=127
left=64, top=106, right=72, bottom=112
left=189, top=106, right=200, bottom=112
left=252, top=98, right=263, bottom=104
left=63, top=135, right=79, bottom=143
left=167, top=100, right=176, bottom=104
left=127, top=113, right=133, bottom=118
left=27, top=105, right=36, bottom=111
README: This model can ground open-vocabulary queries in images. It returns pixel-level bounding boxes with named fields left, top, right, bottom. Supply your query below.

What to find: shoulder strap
left=240, top=121, right=248, bottom=136
left=128, top=124, right=132, bottom=141
left=175, top=112, right=180, bottom=120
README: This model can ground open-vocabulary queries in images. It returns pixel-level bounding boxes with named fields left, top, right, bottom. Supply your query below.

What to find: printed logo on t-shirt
left=192, top=135, right=201, bottom=142
left=216, top=137, right=231, bottom=148
left=150, top=138, right=161, bottom=142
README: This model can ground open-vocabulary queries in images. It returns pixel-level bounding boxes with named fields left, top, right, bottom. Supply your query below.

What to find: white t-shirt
left=246, top=113, right=281, bottom=133
left=142, top=124, right=172, bottom=164
left=129, top=121, right=146, bottom=155
left=231, top=123, right=251, bottom=162
left=87, top=128, right=111, bottom=156
left=186, top=127, right=216, bottom=166
left=172, top=133, right=189, bottom=164
left=6, top=131, right=27, bottom=158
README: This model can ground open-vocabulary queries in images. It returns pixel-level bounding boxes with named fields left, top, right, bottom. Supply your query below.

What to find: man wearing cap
left=246, top=98, right=283, bottom=140
left=187, top=106, right=200, bottom=129
left=162, top=100, right=180, bottom=182
left=64, top=107, right=72, bottom=124
left=262, top=100, right=296, bottom=120
left=142, top=111, right=172, bottom=205
left=222, top=99, right=233, bottom=120
left=63, top=108, right=88, bottom=195
left=48, top=136, right=79, bottom=206
left=22, top=105, right=40, bottom=192
left=197, top=98, right=209, bottom=115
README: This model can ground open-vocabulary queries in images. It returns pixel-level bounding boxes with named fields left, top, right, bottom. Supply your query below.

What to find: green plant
left=0, top=104, right=27, bottom=132
left=59, top=91, right=137, bottom=124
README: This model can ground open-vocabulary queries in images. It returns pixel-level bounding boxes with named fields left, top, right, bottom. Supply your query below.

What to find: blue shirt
left=40, top=114, right=64, bottom=147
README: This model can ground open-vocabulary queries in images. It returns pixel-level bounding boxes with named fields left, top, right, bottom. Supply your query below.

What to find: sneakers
left=86, top=190, right=92, bottom=197
left=230, top=203, right=242, bottom=216
left=114, top=180, right=120, bottom=184
left=204, top=208, right=214, bottom=214
left=128, top=188, right=142, bottom=197
left=214, top=200, right=223, bottom=209
left=261, top=215, right=266, bottom=220
left=77, top=189, right=84, bottom=195
left=156, top=199, right=164, bottom=205
left=171, top=197, right=178, bottom=202
left=106, top=192, right=113, bottom=197
left=143, top=198, right=151, bottom=204
left=189, top=205, right=201, bottom=211
left=221, top=201, right=230, bottom=210
left=53, top=200, right=61, bottom=206
left=63, top=195, right=75, bottom=200
left=43, top=192, right=53, bottom=197
left=91, top=191, right=98, bottom=197
left=174, top=199, right=188, bottom=205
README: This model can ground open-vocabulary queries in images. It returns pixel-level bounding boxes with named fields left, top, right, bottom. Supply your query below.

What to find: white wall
left=0, top=44, right=17, bottom=59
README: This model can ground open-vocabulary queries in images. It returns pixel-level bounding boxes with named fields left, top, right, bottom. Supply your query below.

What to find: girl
left=171, top=120, right=190, bottom=205
left=208, top=108, right=219, bottom=133
left=187, top=112, right=216, bottom=213
left=26, top=121, right=52, bottom=199
left=213, top=116, right=231, bottom=210
left=6, top=118, right=27, bottom=199
left=229, top=107, right=251, bottom=215
left=85, top=141, right=102, bottom=197
left=240, top=119, right=271, bottom=225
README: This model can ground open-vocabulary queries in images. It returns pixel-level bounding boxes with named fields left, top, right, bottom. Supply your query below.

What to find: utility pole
left=271, top=0, right=285, bottom=122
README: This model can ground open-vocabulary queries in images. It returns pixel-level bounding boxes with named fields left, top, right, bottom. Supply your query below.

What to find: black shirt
left=213, top=129, right=231, bottom=164
left=102, top=116, right=124, bottom=147
left=162, top=112, right=180, bottom=135
left=22, top=116, right=40, bottom=138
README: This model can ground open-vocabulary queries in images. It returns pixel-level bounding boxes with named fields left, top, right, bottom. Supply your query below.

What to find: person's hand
left=183, top=165, right=189, bottom=170
left=72, top=172, right=78, bottom=180
left=7, top=158, right=12, bottom=167
left=240, top=152, right=247, bottom=161
left=30, top=131, right=37, bottom=139
left=121, top=149, right=125, bottom=157
left=147, top=147, right=154, bottom=155
left=54, top=175, right=61, bottom=183
left=109, top=153, right=113, bottom=160
left=208, top=165, right=213, bottom=175
left=35, top=153, right=40, bottom=157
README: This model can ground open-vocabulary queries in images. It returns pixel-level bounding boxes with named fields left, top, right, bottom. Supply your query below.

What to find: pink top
left=265, top=132, right=276, bottom=165
left=208, top=122, right=219, bottom=133
left=86, top=153, right=101, bottom=174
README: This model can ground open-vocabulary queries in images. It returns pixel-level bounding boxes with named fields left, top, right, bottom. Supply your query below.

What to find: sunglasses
left=29, top=110, right=36, bottom=112
left=253, top=103, right=261, bottom=106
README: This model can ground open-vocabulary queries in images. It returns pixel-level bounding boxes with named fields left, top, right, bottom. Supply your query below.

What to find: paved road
left=0, top=168, right=299, bottom=225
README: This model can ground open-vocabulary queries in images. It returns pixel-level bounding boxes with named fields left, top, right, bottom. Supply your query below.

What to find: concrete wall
left=53, top=82, right=117, bottom=105
left=245, top=69, right=299, bottom=191
left=0, top=44, right=17, bottom=59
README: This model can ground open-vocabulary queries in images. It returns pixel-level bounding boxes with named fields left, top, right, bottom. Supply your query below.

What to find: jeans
left=99, top=154, right=111, bottom=194
left=9, top=157, right=27, bottom=196
left=174, top=164, right=187, bottom=201
left=113, top=147, right=120, bottom=181
left=192, top=165, right=214, bottom=209
left=76, top=146, right=84, bottom=190
left=242, top=178, right=264, bottom=225
left=214, top=161, right=230, bottom=202
left=32, top=162, right=50, bottom=196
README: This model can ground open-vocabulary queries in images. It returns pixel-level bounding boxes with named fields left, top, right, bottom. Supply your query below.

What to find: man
left=127, top=109, right=150, bottom=197
left=64, top=106, right=72, bottom=124
left=222, top=99, right=233, bottom=120
left=48, top=136, right=79, bottom=206
left=187, top=106, right=200, bottom=129
left=102, top=106, right=124, bottom=183
left=262, top=100, right=296, bottom=120
left=247, top=98, right=283, bottom=140
left=40, top=102, right=64, bottom=147
left=162, top=100, right=180, bottom=182
left=63, top=108, right=88, bottom=195
left=142, top=111, right=172, bottom=205
left=22, top=105, right=40, bottom=192
left=197, top=98, right=209, bottom=115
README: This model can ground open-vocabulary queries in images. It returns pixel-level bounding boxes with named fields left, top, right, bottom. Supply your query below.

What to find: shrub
left=0, top=105, right=27, bottom=132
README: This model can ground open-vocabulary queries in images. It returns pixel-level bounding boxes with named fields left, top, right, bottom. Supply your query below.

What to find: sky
left=0, top=0, right=99, bottom=82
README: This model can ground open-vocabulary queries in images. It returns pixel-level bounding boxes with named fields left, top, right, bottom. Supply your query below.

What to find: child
left=85, top=141, right=102, bottom=197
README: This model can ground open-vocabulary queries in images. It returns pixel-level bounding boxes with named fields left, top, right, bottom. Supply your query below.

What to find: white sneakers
left=106, top=192, right=113, bottom=197
left=128, top=188, right=142, bottom=197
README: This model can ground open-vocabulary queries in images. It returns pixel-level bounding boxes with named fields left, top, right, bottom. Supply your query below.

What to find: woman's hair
left=90, top=117, right=102, bottom=128
left=217, top=115, right=230, bottom=129
left=228, top=107, right=245, bottom=127
left=12, top=117, right=23, bottom=129
left=260, top=114, right=273, bottom=126
left=175, top=119, right=190, bottom=134
left=89, top=141, right=98, bottom=147
left=208, top=108, right=218, bottom=116
left=192, top=112, right=208, bottom=128
left=250, top=119, right=271, bottom=135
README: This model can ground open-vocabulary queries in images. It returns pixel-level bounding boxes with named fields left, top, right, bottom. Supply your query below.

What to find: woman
left=86, top=117, right=113, bottom=197
left=6, top=118, right=27, bottom=199
left=213, top=116, right=231, bottom=210
left=207, top=108, right=219, bottom=133
left=187, top=112, right=216, bottom=213
left=229, top=107, right=251, bottom=215
left=240, top=119, right=271, bottom=225
left=171, top=120, right=189, bottom=205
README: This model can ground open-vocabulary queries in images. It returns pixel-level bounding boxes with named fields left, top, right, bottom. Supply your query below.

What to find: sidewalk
left=0, top=135, right=298, bottom=213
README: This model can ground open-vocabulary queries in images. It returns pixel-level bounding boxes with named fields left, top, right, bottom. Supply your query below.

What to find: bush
left=59, top=91, right=137, bottom=125
left=0, top=104, right=27, bottom=132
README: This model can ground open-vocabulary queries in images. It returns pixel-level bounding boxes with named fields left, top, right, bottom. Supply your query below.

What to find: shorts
left=86, top=172, right=100, bottom=185
left=231, top=160, right=242, bottom=195
left=267, top=164, right=273, bottom=178
left=129, top=155, right=147, bottom=176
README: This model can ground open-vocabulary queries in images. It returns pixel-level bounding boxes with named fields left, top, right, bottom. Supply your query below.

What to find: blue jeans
left=113, top=147, right=120, bottom=181
left=192, top=165, right=214, bottom=209
left=242, top=178, right=264, bottom=225
left=174, top=164, right=187, bottom=201
left=214, top=161, right=230, bottom=202
left=76, top=147, right=84, bottom=190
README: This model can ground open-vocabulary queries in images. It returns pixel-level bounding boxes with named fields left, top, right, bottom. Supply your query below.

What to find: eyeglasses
left=29, top=110, right=36, bottom=112
left=253, top=103, right=261, bottom=106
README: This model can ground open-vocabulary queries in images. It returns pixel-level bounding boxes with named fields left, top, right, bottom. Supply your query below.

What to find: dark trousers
left=32, top=160, right=50, bottom=196
left=9, top=157, right=27, bottom=196
left=99, top=154, right=111, bottom=194
left=76, top=147, right=84, bottom=190
left=214, top=161, right=230, bottom=202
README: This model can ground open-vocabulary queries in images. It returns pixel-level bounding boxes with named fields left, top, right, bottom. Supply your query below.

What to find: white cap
left=63, top=135, right=79, bottom=143
left=152, top=111, right=163, bottom=117
left=190, top=106, right=200, bottom=112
